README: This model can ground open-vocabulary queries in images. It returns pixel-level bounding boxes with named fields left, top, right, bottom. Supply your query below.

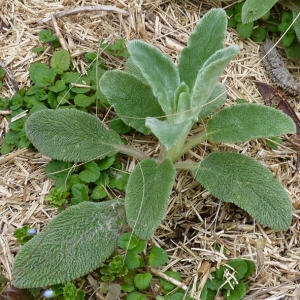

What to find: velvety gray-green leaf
left=125, top=158, right=176, bottom=239
left=242, top=0, right=278, bottom=23
left=178, top=8, right=227, bottom=90
left=191, top=46, right=239, bottom=115
left=124, top=57, right=148, bottom=85
left=127, top=40, right=180, bottom=117
left=13, top=200, right=126, bottom=288
left=207, top=104, right=296, bottom=143
left=145, top=118, right=192, bottom=150
left=198, top=82, right=226, bottom=119
left=193, top=152, right=292, bottom=230
left=99, top=70, right=164, bottom=134
left=25, top=109, right=122, bottom=162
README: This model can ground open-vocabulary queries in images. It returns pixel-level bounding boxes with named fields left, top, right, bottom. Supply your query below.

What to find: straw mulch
left=1, top=0, right=300, bottom=299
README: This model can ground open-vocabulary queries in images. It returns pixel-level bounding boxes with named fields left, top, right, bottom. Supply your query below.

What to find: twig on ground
left=148, top=267, right=188, bottom=291
left=41, top=5, right=129, bottom=23
left=51, top=15, right=69, bottom=52
left=0, top=60, right=19, bottom=92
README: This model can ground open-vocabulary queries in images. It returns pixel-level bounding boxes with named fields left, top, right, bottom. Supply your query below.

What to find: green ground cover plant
left=224, top=0, right=300, bottom=57
left=5, top=7, right=296, bottom=299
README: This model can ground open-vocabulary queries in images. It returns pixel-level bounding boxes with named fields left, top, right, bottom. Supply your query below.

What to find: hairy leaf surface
left=145, top=118, right=192, bottom=150
left=178, top=8, right=227, bottom=90
left=125, top=159, right=176, bottom=239
left=124, top=57, right=148, bottom=84
left=25, top=109, right=122, bottom=162
left=198, top=82, right=227, bottom=119
left=13, top=200, right=126, bottom=288
left=193, top=152, right=292, bottom=230
left=190, top=46, right=239, bottom=117
left=207, top=103, right=295, bottom=142
left=127, top=40, right=180, bottom=118
left=99, top=71, right=164, bottom=134
left=242, top=0, right=277, bottom=23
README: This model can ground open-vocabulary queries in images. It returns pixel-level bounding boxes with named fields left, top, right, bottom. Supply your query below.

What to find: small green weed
left=225, top=0, right=300, bottom=57
left=202, top=259, right=255, bottom=300
left=14, top=226, right=37, bottom=245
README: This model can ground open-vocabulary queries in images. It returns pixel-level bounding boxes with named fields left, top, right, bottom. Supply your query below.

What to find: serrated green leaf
left=25, top=109, right=123, bottom=162
left=29, top=62, right=56, bottom=87
left=118, top=232, right=139, bottom=250
left=145, top=118, right=192, bottom=150
left=127, top=291, right=146, bottom=300
left=109, top=116, right=132, bottom=134
left=281, top=33, right=295, bottom=48
left=91, top=185, right=107, bottom=200
left=198, top=82, right=226, bottom=119
left=100, top=70, right=165, bottom=134
left=109, top=171, right=129, bottom=191
left=148, top=246, right=168, bottom=267
left=243, top=259, right=255, bottom=278
left=12, top=200, right=126, bottom=288
left=134, top=273, right=152, bottom=291
left=241, top=0, right=278, bottom=23
left=38, top=29, right=57, bottom=42
left=0, top=139, right=15, bottom=154
left=74, top=94, right=95, bottom=107
left=225, top=259, right=248, bottom=282
left=48, top=80, right=66, bottom=93
left=124, top=251, right=141, bottom=270
left=178, top=8, right=227, bottom=91
left=190, top=46, right=239, bottom=118
left=127, top=40, right=180, bottom=118
left=51, top=49, right=70, bottom=74
left=207, top=104, right=296, bottom=143
left=132, top=239, right=146, bottom=254
left=61, top=71, right=81, bottom=83
left=125, top=158, right=176, bottom=239
left=193, top=152, right=292, bottom=230
left=79, top=161, right=100, bottom=183
left=251, top=27, right=266, bottom=42
left=71, top=183, right=89, bottom=204
left=223, top=281, right=247, bottom=300
left=236, top=22, right=254, bottom=38
left=97, top=155, right=116, bottom=171
left=45, top=160, right=72, bottom=181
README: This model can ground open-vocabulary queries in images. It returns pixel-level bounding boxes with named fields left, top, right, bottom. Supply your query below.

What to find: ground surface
left=1, top=0, right=300, bottom=299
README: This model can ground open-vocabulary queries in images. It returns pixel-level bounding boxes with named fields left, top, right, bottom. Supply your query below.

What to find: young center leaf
left=13, top=200, right=127, bottom=288
left=193, top=152, right=292, bottom=230
left=25, top=109, right=123, bottom=162
left=190, top=46, right=240, bottom=119
left=127, top=40, right=180, bottom=119
left=207, top=103, right=296, bottom=142
left=198, top=82, right=227, bottom=119
left=178, top=8, right=227, bottom=90
left=125, top=158, right=176, bottom=239
left=145, top=118, right=192, bottom=150
left=99, top=70, right=164, bottom=134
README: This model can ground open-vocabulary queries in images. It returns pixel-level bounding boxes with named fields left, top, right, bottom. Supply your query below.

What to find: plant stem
left=174, top=161, right=199, bottom=171
left=172, top=131, right=208, bottom=162
left=117, top=144, right=148, bottom=161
